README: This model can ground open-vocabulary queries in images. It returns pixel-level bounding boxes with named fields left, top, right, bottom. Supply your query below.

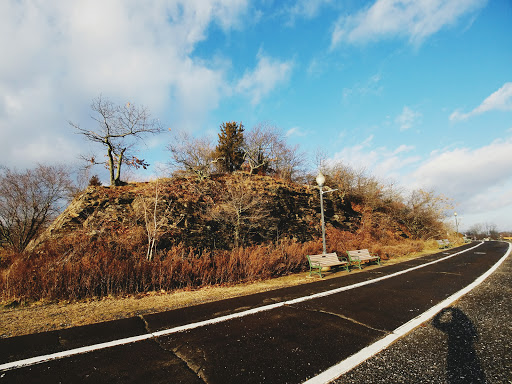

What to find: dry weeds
left=0, top=246, right=440, bottom=339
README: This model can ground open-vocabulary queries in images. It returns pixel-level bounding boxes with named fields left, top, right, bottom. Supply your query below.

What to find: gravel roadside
left=337, top=243, right=512, bottom=383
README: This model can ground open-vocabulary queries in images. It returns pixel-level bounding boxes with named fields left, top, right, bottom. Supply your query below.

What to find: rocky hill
left=30, top=174, right=358, bottom=251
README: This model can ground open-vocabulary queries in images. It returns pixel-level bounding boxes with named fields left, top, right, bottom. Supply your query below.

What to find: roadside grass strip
left=0, top=242, right=489, bottom=372
left=304, top=241, right=512, bottom=384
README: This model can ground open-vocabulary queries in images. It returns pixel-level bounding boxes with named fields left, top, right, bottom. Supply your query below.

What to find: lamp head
left=316, top=172, right=325, bottom=187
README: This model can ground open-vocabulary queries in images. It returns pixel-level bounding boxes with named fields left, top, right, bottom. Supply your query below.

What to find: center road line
left=0, top=242, right=486, bottom=372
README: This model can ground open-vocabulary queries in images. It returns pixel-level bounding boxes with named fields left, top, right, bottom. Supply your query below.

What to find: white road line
left=0, top=242, right=485, bottom=372
left=304, top=241, right=512, bottom=384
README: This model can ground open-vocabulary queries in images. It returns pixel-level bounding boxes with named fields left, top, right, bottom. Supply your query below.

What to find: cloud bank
left=0, top=0, right=294, bottom=169
left=331, top=0, right=487, bottom=47
left=330, top=135, right=512, bottom=230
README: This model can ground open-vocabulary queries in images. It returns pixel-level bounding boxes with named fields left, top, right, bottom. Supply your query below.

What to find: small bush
left=88, top=175, right=102, bottom=186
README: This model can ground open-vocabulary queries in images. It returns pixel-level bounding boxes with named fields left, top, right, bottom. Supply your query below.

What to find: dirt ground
left=0, top=250, right=434, bottom=339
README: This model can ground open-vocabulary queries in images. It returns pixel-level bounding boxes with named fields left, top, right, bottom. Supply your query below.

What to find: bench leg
left=309, top=265, right=323, bottom=278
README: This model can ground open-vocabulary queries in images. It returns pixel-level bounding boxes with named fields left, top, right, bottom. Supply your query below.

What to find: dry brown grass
left=0, top=245, right=442, bottom=339
left=0, top=273, right=314, bottom=338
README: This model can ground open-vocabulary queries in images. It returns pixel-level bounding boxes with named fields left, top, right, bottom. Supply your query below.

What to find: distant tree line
left=465, top=222, right=500, bottom=240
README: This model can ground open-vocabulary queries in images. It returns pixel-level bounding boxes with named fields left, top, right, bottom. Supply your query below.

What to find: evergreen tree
left=215, top=121, right=245, bottom=173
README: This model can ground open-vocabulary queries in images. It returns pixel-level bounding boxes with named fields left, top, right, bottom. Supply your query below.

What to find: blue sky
left=1, top=0, right=511, bottom=231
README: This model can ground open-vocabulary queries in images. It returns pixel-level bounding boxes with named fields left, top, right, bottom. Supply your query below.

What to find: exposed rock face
left=29, top=175, right=356, bottom=250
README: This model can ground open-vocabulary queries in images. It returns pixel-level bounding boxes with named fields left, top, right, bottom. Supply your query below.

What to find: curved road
left=0, top=241, right=510, bottom=383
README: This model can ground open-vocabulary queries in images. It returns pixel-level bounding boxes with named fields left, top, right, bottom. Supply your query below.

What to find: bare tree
left=167, top=132, right=222, bottom=180
left=244, top=123, right=306, bottom=181
left=133, top=181, right=184, bottom=261
left=243, top=123, right=280, bottom=175
left=314, top=147, right=328, bottom=174
left=484, top=222, right=499, bottom=239
left=69, top=95, right=163, bottom=186
left=209, top=174, right=269, bottom=248
left=401, top=189, right=453, bottom=239
left=466, top=223, right=499, bottom=240
left=0, top=165, right=71, bottom=252
left=273, top=141, right=306, bottom=182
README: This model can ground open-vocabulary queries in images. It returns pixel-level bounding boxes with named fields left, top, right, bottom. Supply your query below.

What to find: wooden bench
left=436, top=239, right=451, bottom=249
left=346, top=249, right=381, bottom=270
left=307, top=253, right=349, bottom=278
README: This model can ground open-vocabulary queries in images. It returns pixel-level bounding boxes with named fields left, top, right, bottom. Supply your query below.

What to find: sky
left=1, top=0, right=511, bottom=232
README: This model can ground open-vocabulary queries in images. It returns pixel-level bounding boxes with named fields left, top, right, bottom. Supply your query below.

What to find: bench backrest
left=347, top=249, right=372, bottom=259
left=308, top=253, right=339, bottom=264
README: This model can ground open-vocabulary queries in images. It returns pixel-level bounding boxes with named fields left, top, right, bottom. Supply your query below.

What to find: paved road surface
left=338, top=241, right=512, bottom=383
left=0, top=241, right=509, bottom=383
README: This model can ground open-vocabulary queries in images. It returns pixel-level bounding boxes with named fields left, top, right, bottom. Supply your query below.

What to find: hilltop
left=30, top=174, right=359, bottom=251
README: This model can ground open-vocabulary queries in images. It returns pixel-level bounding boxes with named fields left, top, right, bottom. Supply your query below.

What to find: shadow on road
left=432, top=307, right=486, bottom=384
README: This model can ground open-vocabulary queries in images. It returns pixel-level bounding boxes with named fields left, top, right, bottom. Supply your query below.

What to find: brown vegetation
left=0, top=221, right=456, bottom=304
left=1, top=163, right=456, bottom=306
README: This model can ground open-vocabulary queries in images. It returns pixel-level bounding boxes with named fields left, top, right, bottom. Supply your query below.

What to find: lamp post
left=316, top=172, right=327, bottom=254
left=315, top=172, right=338, bottom=255
left=454, top=212, right=459, bottom=234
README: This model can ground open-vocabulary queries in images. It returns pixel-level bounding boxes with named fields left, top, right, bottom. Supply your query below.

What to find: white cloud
left=307, top=58, right=327, bottom=77
left=450, top=82, right=512, bottom=121
left=396, top=106, right=422, bottom=131
left=235, top=51, right=293, bottom=105
left=286, top=127, right=308, bottom=137
left=409, top=137, right=512, bottom=229
left=286, top=0, right=333, bottom=24
left=410, top=137, right=512, bottom=197
left=330, top=135, right=420, bottom=181
left=342, top=73, right=382, bottom=102
left=0, top=0, right=250, bottom=169
left=393, top=144, right=415, bottom=155
left=331, top=0, right=487, bottom=48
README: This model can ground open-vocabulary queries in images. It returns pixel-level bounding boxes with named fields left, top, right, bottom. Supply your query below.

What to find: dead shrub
left=1, top=223, right=433, bottom=304
left=0, top=229, right=323, bottom=303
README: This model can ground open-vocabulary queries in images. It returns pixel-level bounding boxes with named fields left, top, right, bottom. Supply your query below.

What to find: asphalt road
left=338, top=241, right=512, bottom=384
left=0, top=241, right=510, bottom=383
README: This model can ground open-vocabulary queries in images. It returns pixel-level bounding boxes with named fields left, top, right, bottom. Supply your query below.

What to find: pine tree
left=215, top=121, right=245, bottom=173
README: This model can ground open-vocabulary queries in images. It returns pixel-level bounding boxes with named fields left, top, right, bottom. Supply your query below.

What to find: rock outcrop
left=29, top=174, right=356, bottom=250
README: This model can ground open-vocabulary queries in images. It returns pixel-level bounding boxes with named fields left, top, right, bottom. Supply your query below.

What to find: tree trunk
left=114, top=148, right=126, bottom=186
left=234, top=208, right=242, bottom=248
left=107, top=142, right=116, bottom=186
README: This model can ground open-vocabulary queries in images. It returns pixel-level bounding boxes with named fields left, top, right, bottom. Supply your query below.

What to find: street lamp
left=316, top=172, right=327, bottom=254
left=316, top=172, right=337, bottom=255
left=454, top=212, right=459, bottom=234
